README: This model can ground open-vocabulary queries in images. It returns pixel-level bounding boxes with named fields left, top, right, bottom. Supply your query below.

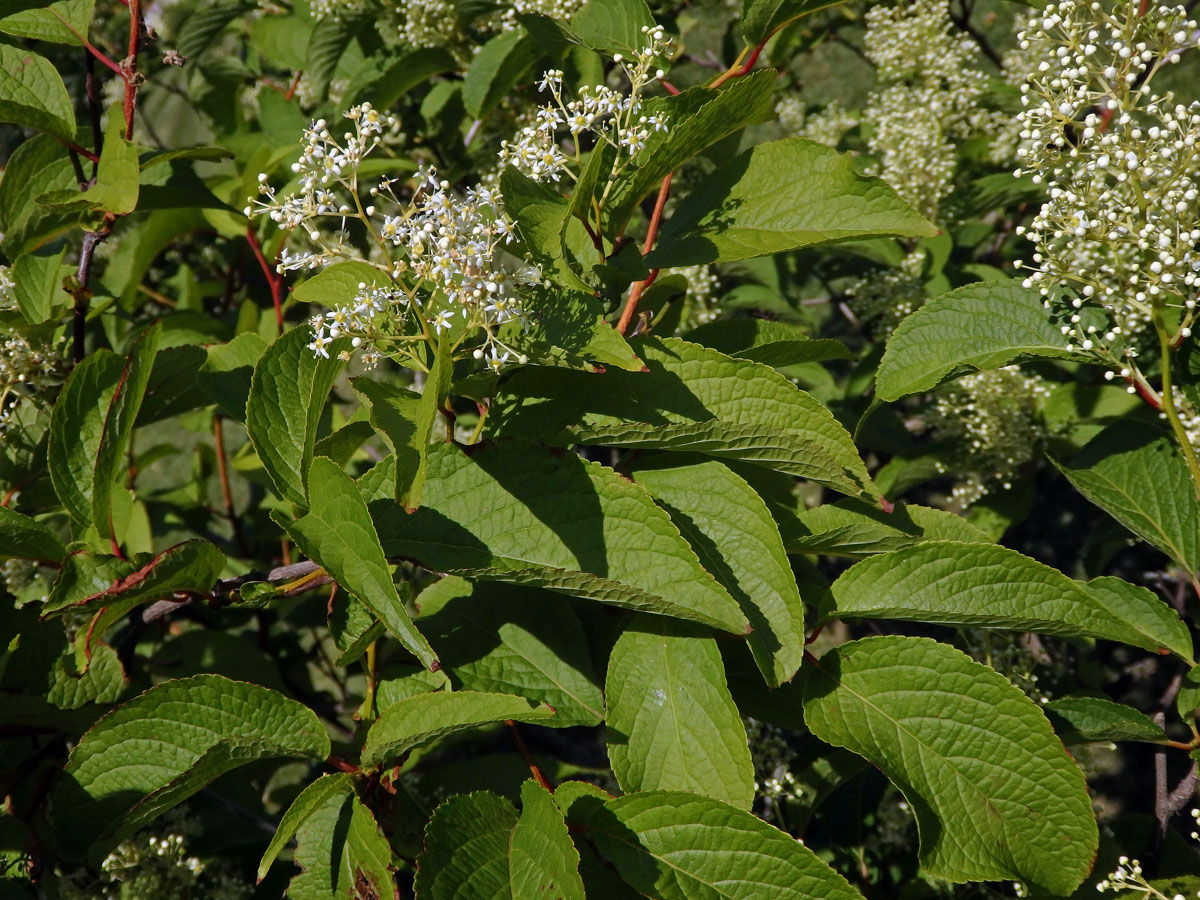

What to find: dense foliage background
left=3, top=0, right=1200, bottom=897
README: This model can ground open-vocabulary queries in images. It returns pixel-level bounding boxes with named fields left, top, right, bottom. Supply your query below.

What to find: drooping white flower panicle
left=927, top=366, right=1056, bottom=506
left=1014, top=0, right=1200, bottom=373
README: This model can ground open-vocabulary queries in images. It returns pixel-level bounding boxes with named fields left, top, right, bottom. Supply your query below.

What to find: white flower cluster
left=860, top=0, right=1006, bottom=221
left=398, top=0, right=458, bottom=50
left=310, top=168, right=538, bottom=371
left=499, top=26, right=671, bottom=183
left=846, top=248, right=929, bottom=338
left=1096, top=854, right=1195, bottom=898
left=801, top=101, right=860, bottom=149
left=247, top=102, right=397, bottom=245
left=1, top=266, right=57, bottom=439
left=680, top=264, right=722, bottom=326
left=1014, top=0, right=1200, bottom=364
left=249, top=104, right=540, bottom=370
left=495, top=0, right=583, bottom=32
left=58, top=810, right=250, bottom=900
left=928, top=366, right=1055, bottom=506
left=309, top=0, right=368, bottom=20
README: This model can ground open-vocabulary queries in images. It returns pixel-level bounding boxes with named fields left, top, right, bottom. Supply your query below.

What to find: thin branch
left=213, top=414, right=251, bottom=556
left=71, top=230, right=106, bottom=365
left=616, top=172, right=672, bottom=335
left=84, top=50, right=103, bottom=176
left=948, top=0, right=1004, bottom=68
left=122, top=0, right=142, bottom=139
left=246, top=227, right=285, bottom=332
left=506, top=720, right=554, bottom=793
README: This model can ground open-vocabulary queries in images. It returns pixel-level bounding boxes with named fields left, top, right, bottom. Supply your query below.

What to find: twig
left=122, top=0, right=142, bottom=139
left=213, top=414, right=250, bottom=556
left=615, top=173, right=672, bottom=335
left=506, top=720, right=553, bottom=793
left=71, top=230, right=107, bottom=364
left=948, top=0, right=1004, bottom=68
left=246, top=227, right=285, bottom=332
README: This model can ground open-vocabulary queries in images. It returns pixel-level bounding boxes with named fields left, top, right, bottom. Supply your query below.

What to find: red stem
left=122, top=0, right=141, bottom=139
left=616, top=173, right=672, bottom=335
left=246, top=227, right=285, bottom=332
left=506, top=720, right=554, bottom=793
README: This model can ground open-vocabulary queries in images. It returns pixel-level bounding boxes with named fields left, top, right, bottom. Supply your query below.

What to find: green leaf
left=48, top=350, right=125, bottom=526
left=570, top=0, right=656, bottom=56
left=417, top=577, right=605, bottom=727
left=12, top=247, right=65, bottom=324
left=605, top=617, right=755, bottom=808
left=0, top=135, right=77, bottom=258
left=175, top=0, right=251, bottom=57
left=258, top=773, right=354, bottom=883
left=684, top=318, right=853, bottom=368
left=291, top=259, right=387, bottom=306
left=824, top=541, right=1192, bottom=659
left=504, top=288, right=644, bottom=373
left=370, top=442, right=750, bottom=634
left=416, top=783, right=586, bottom=900
left=54, top=674, right=330, bottom=859
left=46, top=642, right=126, bottom=710
left=416, top=791, right=520, bottom=900
left=0, top=45, right=75, bottom=140
left=501, top=167, right=598, bottom=294
left=283, top=456, right=438, bottom=669
left=741, top=0, right=842, bottom=45
left=42, top=539, right=225, bottom=618
left=1179, top=668, right=1200, bottom=722
left=568, top=790, right=867, bottom=900
left=629, top=457, right=804, bottom=686
left=360, top=690, right=554, bottom=768
left=79, top=108, right=140, bottom=215
left=352, top=46, right=457, bottom=108
left=463, top=28, right=540, bottom=119
left=0, top=0, right=94, bottom=45
left=246, top=324, right=346, bottom=508
left=604, top=73, right=777, bottom=238
left=305, top=10, right=367, bottom=98
left=198, top=332, right=267, bottom=422
left=287, top=781, right=394, bottom=900
left=352, top=334, right=448, bottom=509
left=511, top=780, right=587, bottom=900
left=1044, top=697, right=1168, bottom=744
left=491, top=336, right=878, bottom=499
left=648, top=138, right=936, bottom=267
left=876, top=280, right=1081, bottom=401
left=802, top=635, right=1098, bottom=894
left=92, top=323, right=160, bottom=544
left=0, top=505, right=65, bottom=564
left=778, top=498, right=992, bottom=557
left=1054, top=422, right=1200, bottom=580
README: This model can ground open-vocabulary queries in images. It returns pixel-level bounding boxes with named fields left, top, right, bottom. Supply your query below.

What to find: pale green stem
left=1153, top=306, right=1200, bottom=502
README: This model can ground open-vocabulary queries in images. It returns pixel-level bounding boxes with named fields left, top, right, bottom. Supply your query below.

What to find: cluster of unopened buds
left=499, top=25, right=672, bottom=184
left=859, top=0, right=1003, bottom=221
left=928, top=367, right=1055, bottom=506
left=1013, top=0, right=1200, bottom=368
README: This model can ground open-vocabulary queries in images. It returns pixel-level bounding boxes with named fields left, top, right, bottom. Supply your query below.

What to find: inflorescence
left=499, top=25, right=671, bottom=185
left=247, top=103, right=539, bottom=371
left=1014, top=0, right=1200, bottom=368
